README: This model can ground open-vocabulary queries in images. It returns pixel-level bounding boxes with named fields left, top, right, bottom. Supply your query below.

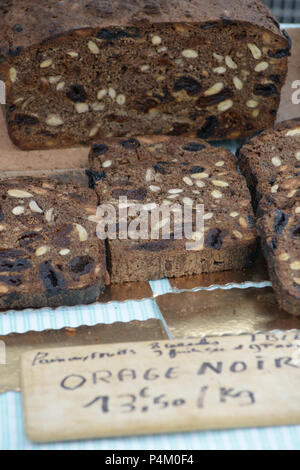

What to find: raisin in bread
left=0, top=178, right=106, bottom=309
left=89, top=136, right=257, bottom=282
left=0, top=0, right=289, bottom=150
left=238, top=119, right=300, bottom=315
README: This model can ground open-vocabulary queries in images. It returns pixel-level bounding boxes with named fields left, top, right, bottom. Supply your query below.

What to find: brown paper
left=156, top=287, right=300, bottom=338
left=21, top=331, right=300, bottom=442
left=0, top=168, right=89, bottom=185
left=0, top=319, right=168, bottom=394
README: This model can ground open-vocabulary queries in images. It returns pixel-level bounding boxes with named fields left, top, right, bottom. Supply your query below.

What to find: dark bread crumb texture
left=0, top=0, right=289, bottom=149
left=238, top=119, right=300, bottom=315
left=0, top=178, right=106, bottom=309
left=89, top=136, right=257, bottom=283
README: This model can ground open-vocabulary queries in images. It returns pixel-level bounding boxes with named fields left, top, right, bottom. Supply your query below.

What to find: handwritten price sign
left=21, top=332, right=300, bottom=442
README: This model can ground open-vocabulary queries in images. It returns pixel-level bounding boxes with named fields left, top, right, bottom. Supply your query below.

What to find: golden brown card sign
left=0, top=319, right=167, bottom=393
left=21, top=332, right=300, bottom=443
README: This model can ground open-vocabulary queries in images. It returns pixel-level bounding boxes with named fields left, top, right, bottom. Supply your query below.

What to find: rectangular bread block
left=89, top=136, right=257, bottom=283
left=0, top=178, right=106, bottom=310
left=0, top=0, right=289, bottom=149
left=238, top=119, right=300, bottom=315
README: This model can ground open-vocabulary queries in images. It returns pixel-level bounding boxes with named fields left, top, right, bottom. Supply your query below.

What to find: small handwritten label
left=21, top=332, right=300, bottom=443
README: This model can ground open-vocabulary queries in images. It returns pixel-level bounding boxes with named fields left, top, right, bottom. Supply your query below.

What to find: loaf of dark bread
left=238, top=119, right=300, bottom=315
left=88, top=136, right=257, bottom=283
left=0, top=0, right=289, bottom=149
left=0, top=178, right=106, bottom=309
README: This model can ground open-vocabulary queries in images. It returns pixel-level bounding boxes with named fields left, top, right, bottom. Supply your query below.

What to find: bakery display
left=238, top=119, right=300, bottom=315
left=1, top=0, right=300, bottom=452
left=0, top=0, right=289, bottom=150
left=89, top=136, right=257, bottom=282
left=0, top=1, right=296, bottom=311
left=0, top=178, right=106, bottom=309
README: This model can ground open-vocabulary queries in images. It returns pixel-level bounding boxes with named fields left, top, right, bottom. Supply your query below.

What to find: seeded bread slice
left=87, top=135, right=234, bottom=184
left=0, top=0, right=289, bottom=149
left=0, top=178, right=106, bottom=310
left=89, top=136, right=257, bottom=282
left=238, top=119, right=300, bottom=315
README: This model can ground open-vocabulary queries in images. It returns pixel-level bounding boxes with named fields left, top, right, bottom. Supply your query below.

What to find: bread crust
left=238, top=119, right=300, bottom=316
left=0, top=0, right=286, bottom=54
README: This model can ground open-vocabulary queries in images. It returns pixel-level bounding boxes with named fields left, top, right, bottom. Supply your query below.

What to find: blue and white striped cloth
left=1, top=391, right=300, bottom=450
left=264, top=1, right=300, bottom=24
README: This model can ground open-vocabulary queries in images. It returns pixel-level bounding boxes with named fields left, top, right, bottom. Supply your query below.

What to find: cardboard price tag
left=21, top=332, right=300, bottom=442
